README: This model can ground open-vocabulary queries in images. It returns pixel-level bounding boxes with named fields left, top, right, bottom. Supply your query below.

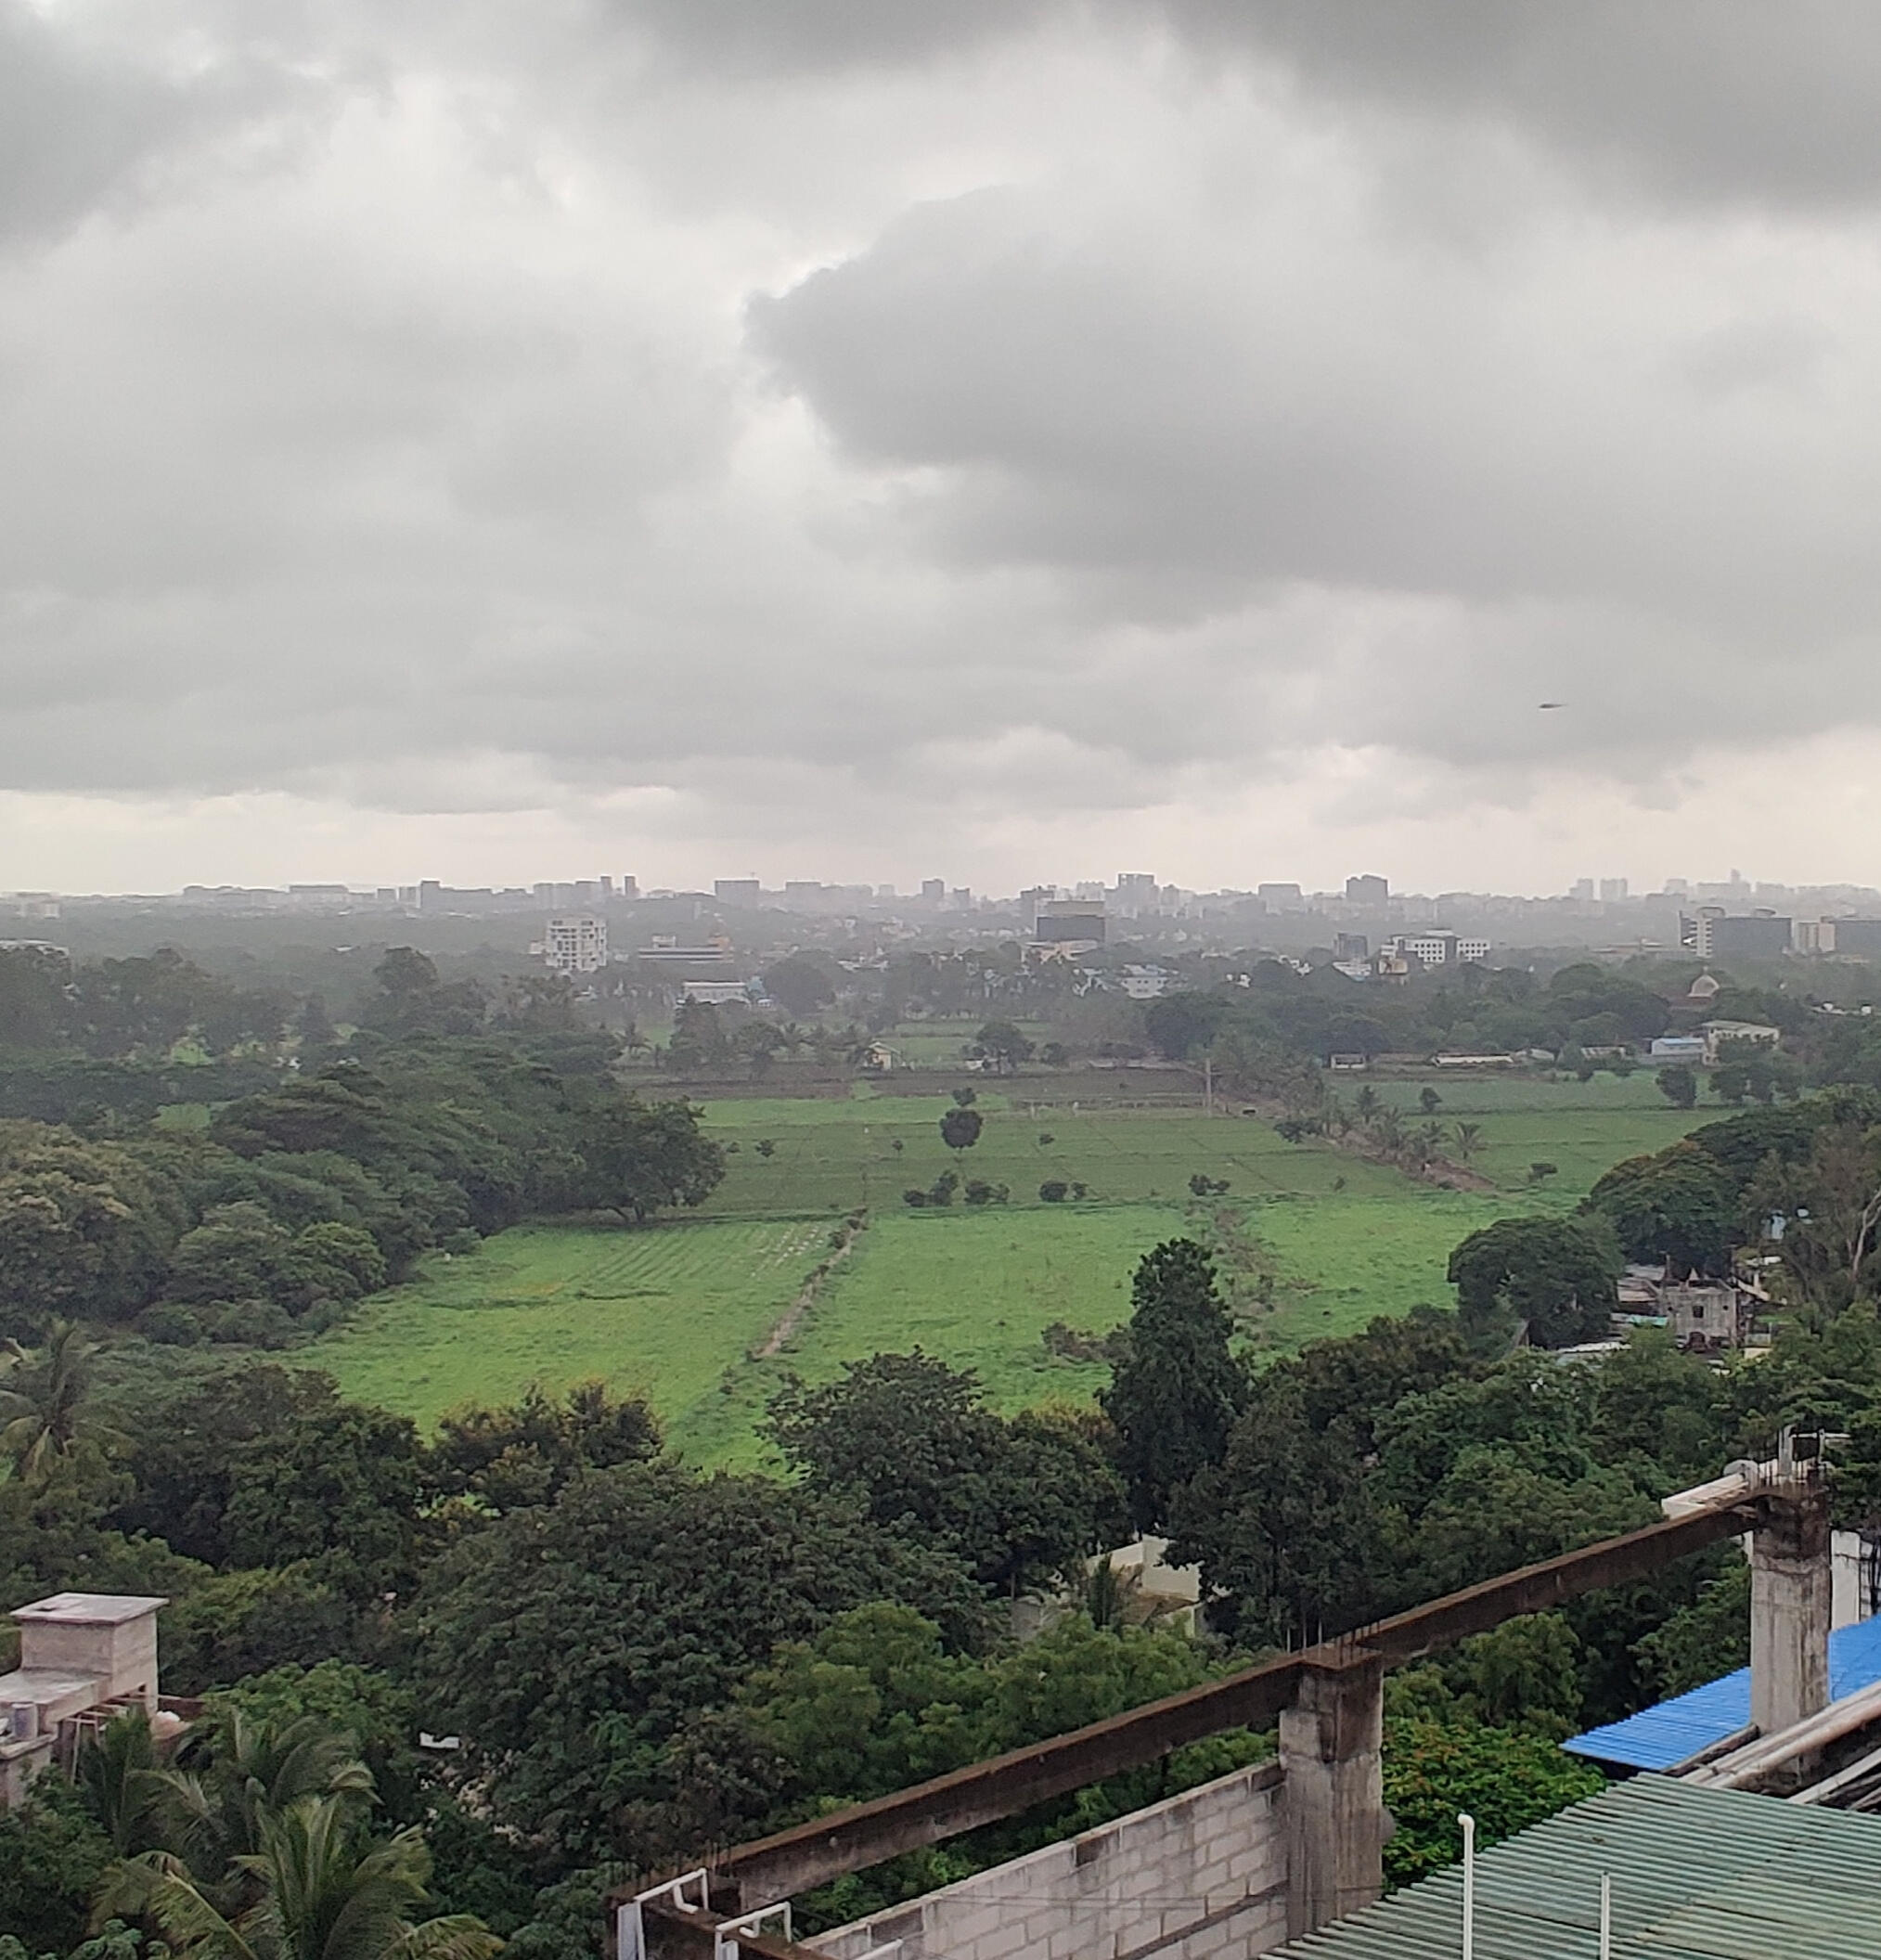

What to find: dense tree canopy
left=1447, top=1216, right=1622, bottom=1349
left=766, top=1353, right=1126, bottom=1595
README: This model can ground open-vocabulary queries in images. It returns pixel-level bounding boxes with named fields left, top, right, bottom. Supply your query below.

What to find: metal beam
left=712, top=1649, right=1308, bottom=1905
left=617, top=1495, right=1762, bottom=1914
left=1347, top=1501, right=1758, bottom=1666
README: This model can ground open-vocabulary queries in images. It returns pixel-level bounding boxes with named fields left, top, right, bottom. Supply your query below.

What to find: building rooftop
left=12, top=1593, right=168, bottom=1626
left=1273, top=1776, right=1881, bottom=1960
left=1565, top=1614, right=1881, bottom=1772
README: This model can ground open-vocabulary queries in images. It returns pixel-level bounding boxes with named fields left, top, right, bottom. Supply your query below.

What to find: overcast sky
left=9, top=0, right=1881, bottom=896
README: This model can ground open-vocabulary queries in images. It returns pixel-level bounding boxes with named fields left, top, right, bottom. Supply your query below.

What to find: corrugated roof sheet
left=1273, top=1776, right=1881, bottom=1960
left=1564, top=1614, right=1881, bottom=1771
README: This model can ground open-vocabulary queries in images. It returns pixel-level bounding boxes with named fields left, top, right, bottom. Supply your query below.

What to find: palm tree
left=0, top=1317, right=104, bottom=1478
left=100, top=1795, right=499, bottom=1960
left=151, top=1712, right=375, bottom=1894
left=1354, top=1085, right=1381, bottom=1121
left=1453, top=1121, right=1485, bottom=1164
left=79, top=1710, right=166, bottom=1857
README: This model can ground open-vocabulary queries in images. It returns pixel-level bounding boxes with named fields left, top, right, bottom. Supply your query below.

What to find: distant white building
left=679, top=978, right=752, bottom=1006
left=540, top=914, right=608, bottom=974
left=1117, top=964, right=1172, bottom=1000
left=1387, top=930, right=1490, bottom=966
left=1650, top=1035, right=1708, bottom=1063
left=1702, top=1019, right=1782, bottom=1063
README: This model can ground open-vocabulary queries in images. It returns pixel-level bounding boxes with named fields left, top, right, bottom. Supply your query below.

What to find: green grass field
left=316, top=1218, right=827, bottom=1441
left=1349, top=1070, right=1712, bottom=1196
left=307, top=1069, right=1711, bottom=1464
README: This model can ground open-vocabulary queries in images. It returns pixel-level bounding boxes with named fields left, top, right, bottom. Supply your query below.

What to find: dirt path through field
left=755, top=1208, right=869, bottom=1358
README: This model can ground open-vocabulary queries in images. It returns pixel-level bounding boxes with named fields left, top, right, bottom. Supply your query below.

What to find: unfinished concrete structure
left=617, top=1450, right=1840, bottom=1960
left=0, top=1592, right=166, bottom=1806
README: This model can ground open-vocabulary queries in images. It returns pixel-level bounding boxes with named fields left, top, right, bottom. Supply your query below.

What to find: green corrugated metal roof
left=1274, top=1776, right=1881, bottom=1959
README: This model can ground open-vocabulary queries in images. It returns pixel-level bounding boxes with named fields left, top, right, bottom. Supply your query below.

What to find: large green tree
left=1583, top=1141, right=1735, bottom=1275
left=569, top=1095, right=724, bottom=1224
left=1101, top=1241, right=1246, bottom=1529
left=766, top=1353, right=1126, bottom=1594
left=0, top=1124, right=180, bottom=1335
left=1446, top=1216, right=1622, bottom=1350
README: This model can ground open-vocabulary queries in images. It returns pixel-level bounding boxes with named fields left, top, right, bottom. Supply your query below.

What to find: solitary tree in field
left=1453, top=1121, right=1485, bottom=1163
left=1656, top=1064, right=1698, bottom=1109
left=973, top=1021, right=1036, bottom=1075
left=1420, top=1086, right=1443, bottom=1115
left=940, top=1106, right=984, bottom=1155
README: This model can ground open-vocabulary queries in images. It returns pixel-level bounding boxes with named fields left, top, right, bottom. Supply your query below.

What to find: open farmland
left=697, top=1090, right=1413, bottom=1215
left=312, top=1088, right=1542, bottom=1464
left=1353, top=1069, right=1715, bottom=1196
left=316, top=1217, right=827, bottom=1439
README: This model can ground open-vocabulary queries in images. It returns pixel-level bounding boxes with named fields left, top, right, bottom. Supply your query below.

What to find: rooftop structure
left=1, top=1592, right=166, bottom=1806
left=1567, top=1613, right=1881, bottom=1772
left=1269, top=1776, right=1881, bottom=1960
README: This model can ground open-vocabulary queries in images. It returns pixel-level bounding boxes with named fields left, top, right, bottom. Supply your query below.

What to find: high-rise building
left=619, top=875, right=639, bottom=899
left=1345, top=874, right=1389, bottom=905
left=1034, top=899, right=1106, bottom=946
left=1571, top=878, right=1595, bottom=901
left=1256, top=883, right=1303, bottom=907
left=1333, top=932, right=1369, bottom=961
left=1681, top=909, right=1791, bottom=960
left=921, top=879, right=946, bottom=904
left=1599, top=878, right=1629, bottom=903
left=542, top=914, right=608, bottom=974
left=714, top=878, right=761, bottom=901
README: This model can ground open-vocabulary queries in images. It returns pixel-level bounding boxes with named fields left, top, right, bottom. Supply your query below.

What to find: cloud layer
left=6, top=0, right=1881, bottom=890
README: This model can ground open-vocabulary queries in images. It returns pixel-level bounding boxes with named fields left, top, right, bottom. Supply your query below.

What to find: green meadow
left=311, top=1070, right=1713, bottom=1464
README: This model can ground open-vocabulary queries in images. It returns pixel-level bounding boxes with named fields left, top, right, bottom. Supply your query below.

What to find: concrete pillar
left=1750, top=1480, right=1831, bottom=1742
left=1280, top=1652, right=1385, bottom=1940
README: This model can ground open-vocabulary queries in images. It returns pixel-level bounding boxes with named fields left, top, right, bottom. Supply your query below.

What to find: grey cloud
left=748, top=176, right=1881, bottom=777
left=513, top=1, right=1881, bottom=213
left=1160, top=1, right=1881, bottom=209
left=11, top=0, right=1881, bottom=869
left=0, top=1, right=325, bottom=246
left=599, top=0, right=1061, bottom=76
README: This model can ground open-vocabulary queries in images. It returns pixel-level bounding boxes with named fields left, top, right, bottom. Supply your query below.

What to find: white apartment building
left=1387, top=930, right=1490, bottom=966
left=541, top=914, right=608, bottom=974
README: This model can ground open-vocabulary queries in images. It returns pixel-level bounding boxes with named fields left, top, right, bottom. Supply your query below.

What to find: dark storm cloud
left=749, top=180, right=1881, bottom=691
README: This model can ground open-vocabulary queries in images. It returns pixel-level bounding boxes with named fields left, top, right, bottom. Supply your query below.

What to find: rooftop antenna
left=1460, top=1812, right=1475, bottom=1960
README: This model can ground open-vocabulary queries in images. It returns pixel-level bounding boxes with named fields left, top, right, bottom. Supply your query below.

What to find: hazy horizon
left=9, top=4, right=1881, bottom=894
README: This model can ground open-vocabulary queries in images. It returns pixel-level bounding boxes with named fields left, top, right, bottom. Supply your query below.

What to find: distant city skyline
left=10, top=860, right=1881, bottom=910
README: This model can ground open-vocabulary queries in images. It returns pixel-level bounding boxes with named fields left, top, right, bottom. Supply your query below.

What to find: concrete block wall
left=814, top=1760, right=1288, bottom=1960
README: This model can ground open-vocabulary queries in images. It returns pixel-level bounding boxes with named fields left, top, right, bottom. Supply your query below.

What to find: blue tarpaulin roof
left=1565, top=1613, right=1881, bottom=1770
